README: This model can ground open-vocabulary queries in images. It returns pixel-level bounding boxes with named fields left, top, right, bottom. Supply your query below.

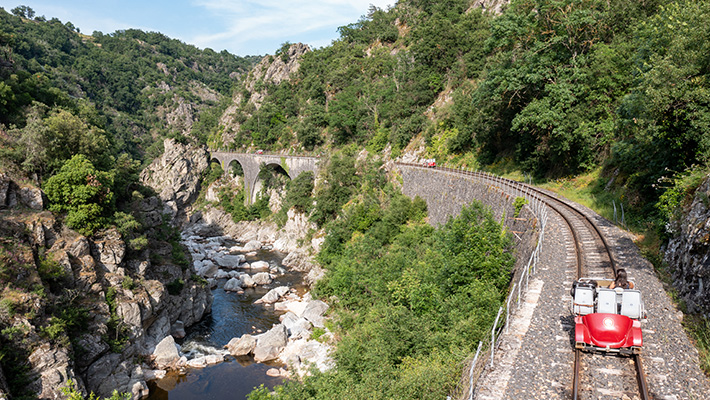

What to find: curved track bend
left=397, top=163, right=650, bottom=399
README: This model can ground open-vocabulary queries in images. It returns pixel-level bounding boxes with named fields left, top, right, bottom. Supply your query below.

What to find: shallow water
left=146, top=244, right=307, bottom=399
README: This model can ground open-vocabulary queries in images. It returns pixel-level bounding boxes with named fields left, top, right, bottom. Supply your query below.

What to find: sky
left=0, top=0, right=396, bottom=56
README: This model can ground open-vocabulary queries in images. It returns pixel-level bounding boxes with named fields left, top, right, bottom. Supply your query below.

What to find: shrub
left=166, top=278, right=184, bottom=295
left=44, top=154, right=115, bottom=236
left=513, top=196, right=529, bottom=218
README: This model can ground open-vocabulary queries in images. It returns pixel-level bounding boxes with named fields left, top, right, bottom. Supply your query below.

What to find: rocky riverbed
left=144, top=219, right=333, bottom=398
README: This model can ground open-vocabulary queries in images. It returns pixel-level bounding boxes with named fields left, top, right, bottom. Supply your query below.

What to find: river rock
left=250, top=261, right=269, bottom=271
left=143, top=369, right=167, bottom=381
left=226, top=334, right=257, bottom=356
left=197, top=261, right=218, bottom=278
left=153, top=336, right=180, bottom=369
left=214, top=269, right=230, bottom=280
left=253, top=324, right=288, bottom=362
left=278, top=299, right=308, bottom=316
left=240, top=273, right=256, bottom=288
left=282, top=313, right=312, bottom=340
left=224, top=277, right=242, bottom=292
left=254, top=286, right=289, bottom=304
left=187, top=354, right=223, bottom=368
left=243, top=240, right=262, bottom=252
left=279, top=339, right=334, bottom=377
left=212, top=253, right=245, bottom=268
left=252, top=272, right=272, bottom=285
left=302, top=300, right=329, bottom=328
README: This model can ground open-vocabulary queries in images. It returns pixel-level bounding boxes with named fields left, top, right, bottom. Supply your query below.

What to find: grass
left=685, top=315, right=710, bottom=374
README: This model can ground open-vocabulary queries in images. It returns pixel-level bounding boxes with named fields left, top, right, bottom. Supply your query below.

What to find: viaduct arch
left=209, top=151, right=320, bottom=204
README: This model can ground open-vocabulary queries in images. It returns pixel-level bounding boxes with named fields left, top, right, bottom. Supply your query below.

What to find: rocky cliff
left=140, top=138, right=209, bottom=224
left=0, top=158, right=212, bottom=399
left=664, top=175, right=710, bottom=317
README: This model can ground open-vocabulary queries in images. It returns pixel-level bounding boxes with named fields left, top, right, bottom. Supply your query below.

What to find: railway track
left=397, top=163, right=651, bottom=399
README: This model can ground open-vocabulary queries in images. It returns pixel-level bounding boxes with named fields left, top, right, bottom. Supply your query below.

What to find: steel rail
left=395, top=163, right=649, bottom=400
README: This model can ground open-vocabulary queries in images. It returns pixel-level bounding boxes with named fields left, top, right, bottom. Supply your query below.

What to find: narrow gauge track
left=396, top=163, right=650, bottom=400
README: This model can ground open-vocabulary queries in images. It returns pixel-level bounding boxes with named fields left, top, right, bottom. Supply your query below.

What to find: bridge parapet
left=209, top=151, right=320, bottom=204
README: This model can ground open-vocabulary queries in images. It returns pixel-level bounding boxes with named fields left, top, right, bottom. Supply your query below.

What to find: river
left=147, top=239, right=308, bottom=399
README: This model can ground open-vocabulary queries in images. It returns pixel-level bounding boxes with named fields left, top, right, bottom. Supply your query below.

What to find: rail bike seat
left=596, top=288, right=617, bottom=314
left=620, top=290, right=643, bottom=319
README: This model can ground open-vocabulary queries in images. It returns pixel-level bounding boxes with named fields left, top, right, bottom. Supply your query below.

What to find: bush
left=166, top=278, right=184, bottom=295
left=513, top=196, right=529, bottom=218
left=44, top=154, right=115, bottom=235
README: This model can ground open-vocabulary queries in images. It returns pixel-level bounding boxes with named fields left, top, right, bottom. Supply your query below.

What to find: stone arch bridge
left=209, top=151, right=320, bottom=204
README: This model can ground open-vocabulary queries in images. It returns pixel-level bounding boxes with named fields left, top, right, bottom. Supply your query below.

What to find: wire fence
left=437, top=167, right=549, bottom=400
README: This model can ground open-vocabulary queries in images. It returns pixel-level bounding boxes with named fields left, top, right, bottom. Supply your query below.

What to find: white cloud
left=189, top=0, right=394, bottom=54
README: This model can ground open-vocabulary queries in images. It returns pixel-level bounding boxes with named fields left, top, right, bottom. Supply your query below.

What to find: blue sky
left=0, top=0, right=395, bottom=56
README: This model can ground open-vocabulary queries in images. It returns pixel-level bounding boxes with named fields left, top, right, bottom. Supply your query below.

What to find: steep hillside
left=213, top=0, right=710, bottom=223
left=0, top=6, right=260, bottom=169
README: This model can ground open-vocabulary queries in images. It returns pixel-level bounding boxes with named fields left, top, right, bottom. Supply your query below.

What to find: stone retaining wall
left=398, top=164, right=539, bottom=284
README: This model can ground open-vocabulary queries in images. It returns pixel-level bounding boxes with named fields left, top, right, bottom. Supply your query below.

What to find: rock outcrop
left=0, top=173, right=45, bottom=210
left=0, top=166, right=212, bottom=399
left=665, top=175, right=710, bottom=316
left=140, top=138, right=209, bottom=223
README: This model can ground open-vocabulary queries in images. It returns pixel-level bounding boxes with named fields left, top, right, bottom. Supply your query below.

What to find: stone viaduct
left=209, top=151, right=320, bottom=204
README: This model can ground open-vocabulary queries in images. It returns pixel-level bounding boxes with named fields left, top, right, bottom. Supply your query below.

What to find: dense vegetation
left=220, top=0, right=710, bottom=235
left=251, top=151, right=514, bottom=400
left=0, top=5, right=258, bottom=170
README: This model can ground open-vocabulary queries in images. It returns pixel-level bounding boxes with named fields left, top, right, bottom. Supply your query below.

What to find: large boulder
left=254, top=286, right=289, bottom=304
left=253, top=324, right=288, bottom=362
left=250, top=260, right=269, bottom=271
left=197, top=261, right=219, bottom=278
left=139, top=138, right=209, bottom=222
left=153, top=336, right=180, bottom=369
left=302, top=300, right=329, bottom=328
left=223, top=277, right=243, bottom=292
left=211, top=253, right=245, bottom=269
left=252, top=272, right=272, bottom=285
left=282, top=313, right=312, bottom=340
left=279, top=339, right=334, bottom=377
left=240, top=273, right=256, bottom=288
left=225, top=334, right=257, bottom=356
left=242, top=240, right=262, bottom=252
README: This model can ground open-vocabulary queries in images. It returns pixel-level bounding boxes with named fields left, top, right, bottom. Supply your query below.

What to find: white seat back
left=620, top=290, right=642, bottom=319
left=596, top=288, right=617, bottom=314
left=573, top=286, right=595, bottom=315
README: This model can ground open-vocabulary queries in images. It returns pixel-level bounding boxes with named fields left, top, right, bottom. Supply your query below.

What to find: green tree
left=43, top=154, right=115, bottom=235
left=44, top=108, right=113, bottom=172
